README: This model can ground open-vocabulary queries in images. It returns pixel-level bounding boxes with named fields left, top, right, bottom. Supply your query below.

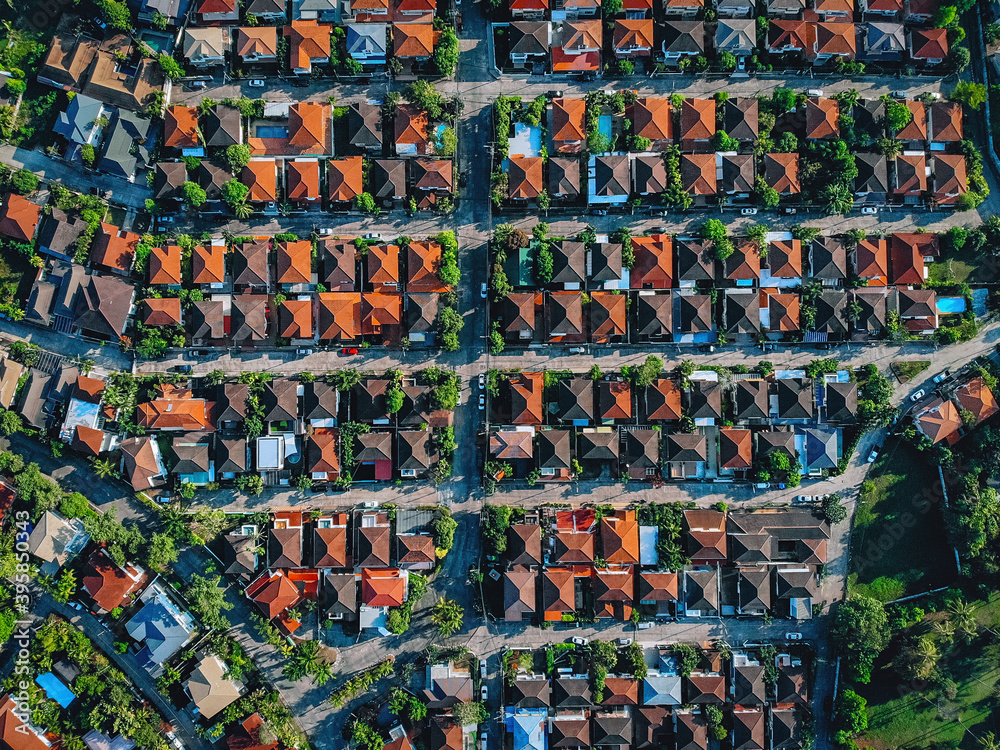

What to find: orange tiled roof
left=631, top=235, right=673, bottom=288
left=361, top=568, right=406, bottom=606
left=601, top=511, right=640, bottom=564
left=393, top=23, right=435, bottom=57
left=613, top=19, right=653, bottom=51
left=165, top=105, right=199, bottom=149
left=329, top=156, right=364, bottom=202
left=395, top=104, right=429, bottom=147
left=367, top=244, right=400, bottom=286
left=361, top=293, right=403, bottom=333
left=854, top=238, right=887, bottom=278
left=509, top=156, right=544, bottom=199
left=193, top=244, right=225, bottom=285
left=955, top=377, right=999, bottom=425
left=288, top=102, right=328, bottom=152
left=632, top=97, right=671, bottom=142
left=814, top=22, right=856, bottom=58
left=287, top=160, right=320, bottom=201
left=149, top=245, right=182, bottom=285
left=910, top=27, right=948, bottom=59
left=242, top=161, right=277, bottom=202
left=551, top=98, right=586, bottom=145
left=805, top=98, right=839, bottom=140
left=236, top=27, right=278, bottom=58
left=285, top=21, right=332, bottom=72
left=681, top=98, right=716, bottom=141
left=318, top=292, right=361, bottom=340
left=0, top=193, right=40, bottom=243
left=407, top=240, right=448, bottom=292
left=277, top=240, right=312, bottom=284
left=279, top=299, right=313, bottom=339
left=138, top=393, right=212, bottom=430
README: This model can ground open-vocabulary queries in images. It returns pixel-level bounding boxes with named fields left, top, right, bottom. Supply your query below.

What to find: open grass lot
left=891, top=361, right=931, bottom=383
left=848, top=437, right=953, bottom=600
left=860, top=596, right=1000, bottom=750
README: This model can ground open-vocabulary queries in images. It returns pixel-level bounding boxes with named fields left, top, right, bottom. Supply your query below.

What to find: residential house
left=661, top=21, right=706, bottom=63
left=909, top=27, right=948, bottom=64
left=183, top=28, right=226, bottom=67
left=613, top=19, right=654, bottom=58
left=285, top=20, right=332, bottom=74
left=236, top=27, right=279, bottom=64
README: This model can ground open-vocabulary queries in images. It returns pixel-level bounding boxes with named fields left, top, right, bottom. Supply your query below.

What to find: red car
left=342, top=348, right=359, bottom=355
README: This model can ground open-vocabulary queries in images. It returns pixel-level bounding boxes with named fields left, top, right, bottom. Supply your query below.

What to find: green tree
left=226, top=144, right=252, bottom=171
left=717, top=51, right=736, bottom=70
left=433, top=28, right=460, bottom=76
left=830, top=596, right=890, bottom=684
left=157, top=54, right=185, bottom=81
left=835, top=690, right=869, bottom=735
left=0, top=410, right=21, bottom=436
left=822, top=183, right=854, bottom=215
left=222, top=179, right=249, bottom=207
left=884, top=100, right=913, bottom=131
left=355, top=192, right=380, bottom=215
left=53, top=569, right=77, bottom=604
left=602, top=0, right=623, bottom=12
left=630, top=355, right=664, bottom=387
left=9, top=169, right=38, bottom=195
left=182, top=181, right=207, bottom=208
left=145, top=533, right=179, bottom=572
left=81, top=144, right=96, bottom=167
left=949, top=81, right=987, bottom=109
left=821, top=493, right=848, bottom=524
left=185, top=573, right=234, bottom=629
left=96, top=0, right=133, bottom=29
left=431, top=597, right=464, bottom=636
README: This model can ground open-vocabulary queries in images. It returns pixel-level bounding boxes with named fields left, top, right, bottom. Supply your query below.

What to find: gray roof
left=18, top=369, right=52, bottom=429
left=676, top=240, right=714, bottom=281
left=371, top=159, right=405, bottom=199
left=642, top=675, right=682, bottom=705
left=825, top=381, right=857, bottom=422
left=204, top=107, right=242, bottom=148
left=662, top=21, right=705, bottom=54
left=724, top=98, right=759, bottom=141
left=594, top=154, right=629, bottom=197
left=799, top=427, right=838, bottom=471
left=38, top=210, right=87, bottom=259
left=548, top=157, right=580, bottom=196
left=97, top=110, right=151, bottom=180
left=348, top=103, right=383, bottom=150
left=346, top=24, right=387, bottom=59
left=810, top=238, right=847, bottom=280
left=776, top=378, right=814, bottom=420
left=152, top=162, right=187, bottom=201
left=54, top=94, right=107, bottom=145
left=510, top=21, right=550, bottom=56
left=716, top=19, right=755, bottom=51
left=863, top=22, right=905, bottom=59
left=854, top=152, right=889, bottom=194
left=74, top=273, right=134, bottom=339
left=721, top=153, right=755, bottom=193
left=734, top=379, right=769, bottom=420
left=725, top=292, right=759, bottom=334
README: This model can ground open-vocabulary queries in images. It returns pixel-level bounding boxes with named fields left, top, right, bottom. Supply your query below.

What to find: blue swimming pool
left=937, top=296, right=967, bottom=314
left=256, top=126, right=288, bottom=139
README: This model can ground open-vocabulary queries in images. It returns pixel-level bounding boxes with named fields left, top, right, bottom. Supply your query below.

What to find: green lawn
left=848, top=437, right=953, bottom=599
left=861, top=598, right=1000, bottom=750
left=891, top=361, right=931, bottom=383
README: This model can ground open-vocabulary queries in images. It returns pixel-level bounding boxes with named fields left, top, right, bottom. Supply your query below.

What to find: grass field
left=848, top=437, right=953, bottom=600
left=891, top=361, right=931, bottom=383
left=860, top=597, right=1000, bottom=750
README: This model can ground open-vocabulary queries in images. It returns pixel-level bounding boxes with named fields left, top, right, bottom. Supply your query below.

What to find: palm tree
left=913, top=637, right=939, bottom=679
left=92, top=458, right=115, bottom=478
left=948, top=599, right=978, bottom=641
left=979, top=733, right=1000, bottom=750
left=233, top=201, right=253, bottom=220
left=933, top=620, right=956, bottom=643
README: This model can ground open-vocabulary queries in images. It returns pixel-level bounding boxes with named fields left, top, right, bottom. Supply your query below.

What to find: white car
left=793, top=495, right=813, bottom=504
left=248, top=79, right=265, bottom=88
left=890, top=90, right=908, bottom=99
left=319, top=228, right=333, bottom=236
left=481, top=686, right=488, bottom=701
left=785, top=632, right=803, bottom=641
left=932, top=369, right=950, bottom=384
left=480, top=282, right=488, bottom=299
left=568, top=347, right=586, bottom=353
left=478, top=395, right=485, bottom=410
left=478, top=374, right=485, bottom=390
left=741, top=208, right=758, bottom=216
left=861, top=206, right=878, bottom=215
left=867, top=446, right=880, bottom=463
left=480, top=658, right=487, bottom=676
left=618, top=638, right=633, bottom=646
left=571, top=637, right=588, bottom=645
left=807, top=88, right=824, bottom=97
left=910, top=389, right=926, bottom=402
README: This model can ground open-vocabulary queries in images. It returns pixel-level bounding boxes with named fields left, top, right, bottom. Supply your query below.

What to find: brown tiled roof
left=955, top=377, right=999, bottom=424
left=141, top=297, right=182, bottom=326
left=613, top=19, right=653, bottom=51
left=814, top=22, right=856, bottom=57
left=82, top=548, right=143, bottom=612
left=764, top=153, right=800, bottom=194
left=394, top=104, right=429, bottom=149
left=896, top=100, right=927, bottom=140
left=278, top=299, right=313, bottom=338
left=854, top=238, right=887, bottom=278
left=646, top=379, right=682, bottom=420
left=509, top=157, right=544, bottom=199
left=719, top=428, right=753, bottom=469
left=590, top=292, right=627, bottom=341
left=598, top=379, right=632, bottom=420
left=910, top=27, right=948, bottom=59
left=805, top=98, right=839, bottom=140
left=681, top=153, right=717, bottom=194
left=632, top=97, right=671, bottom=141
left=768, top=240, right=802, bottom=278
left=236, top=27, right=278, bottom=58
left=551, top=98, right=586, bottom=148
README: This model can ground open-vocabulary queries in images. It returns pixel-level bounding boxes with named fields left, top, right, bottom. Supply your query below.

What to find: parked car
left=591, top=209, right=608, bottom=216
left=189, top=80, right=206, bottom=89
left=480, top=282, right=487, bottom=299
left=319, top=228, right=333, bottom=235
left=890, top=90, right=908, bottom=99
left=480, top=659, right=487, bottom=676
left=248, top=79, right=265, bottom=87
left=741, top=208, right=757, bottom=216
left=478, top=395, right=485, bottom=410
left=737, top=56, right=746, bottom=71
left=174, top=365, right=192, bottom=374
left=364, top=232, right=381, bottom=240
left=793, top=495, right=813, bottom=504
left=571, top=637, right=588, bottom=645
left=785, top=632, right=803, bottom=641
left=69, top=601, right=82, bottom=610
left=807, top=88, right=824, bottom=97
left=189, top=349, right=210, bottom=358
left=617, top=638, right=633, bottom=646
left=341, top=347, right=359, bottom=355
left=861, top=206, right=878, bottom=215
left=478, top=373, right=486, bottom=390
left=783, top=207, right=797, bottom=215
left=932, top=369, right=951, bottom=384
left=699, top=344, right=715, bottom=353
left=910, top=389, right=926, bottom=402
left=568, top=347, right=586, bottom=354
left=296, top=348, right=313, bottom=355
left=867, top=445, right=881, bottom=463
left=481, top=686, right=488, bottom=701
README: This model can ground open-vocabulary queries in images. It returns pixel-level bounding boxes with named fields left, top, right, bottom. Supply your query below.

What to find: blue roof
left=504, top=709, right=547, bottom=750
left=36, top=672, right=75, bottom=707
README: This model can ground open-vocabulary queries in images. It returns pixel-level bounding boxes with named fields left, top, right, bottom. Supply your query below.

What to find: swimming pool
left=256, top=126, right=288, bottom=139
left=937, top=296, right=967, bottom=314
